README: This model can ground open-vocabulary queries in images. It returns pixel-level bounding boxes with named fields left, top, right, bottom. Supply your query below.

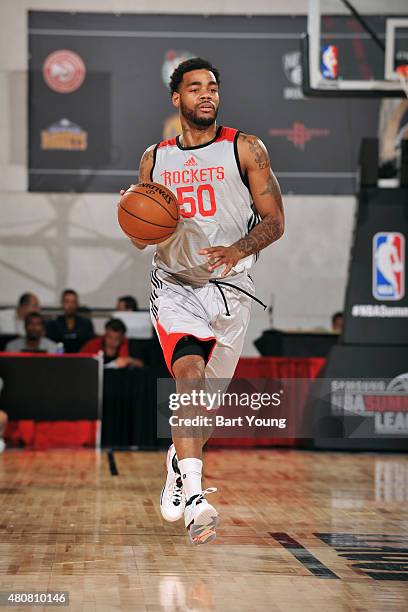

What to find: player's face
left=173, top=69, right=219, bottom=127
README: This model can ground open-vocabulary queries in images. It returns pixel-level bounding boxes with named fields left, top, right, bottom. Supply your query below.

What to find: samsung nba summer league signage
left=314, top=187, right=408, bottom=450
left=343, top=188, right=408, bottom=345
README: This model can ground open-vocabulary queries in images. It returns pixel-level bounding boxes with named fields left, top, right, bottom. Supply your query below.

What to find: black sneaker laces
left=172, top=477, right=183, bottom=506
left=185, top=487, right=217, bottom=508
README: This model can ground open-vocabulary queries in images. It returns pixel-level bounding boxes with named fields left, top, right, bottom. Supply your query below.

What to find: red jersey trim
left=157, top=137, right=177, bottom=149
left=158, top=126, right=237, bottom=151
left=215, top=126, right=237, bottom=143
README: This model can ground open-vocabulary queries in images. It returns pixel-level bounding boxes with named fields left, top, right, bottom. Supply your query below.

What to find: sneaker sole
left=188, top=507, right=220, bottom=545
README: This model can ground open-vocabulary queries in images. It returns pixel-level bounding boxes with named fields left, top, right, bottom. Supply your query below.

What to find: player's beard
left=180, top=101, right=218, bottom=128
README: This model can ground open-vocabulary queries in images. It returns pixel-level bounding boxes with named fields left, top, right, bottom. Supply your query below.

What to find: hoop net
left=396, top=64, right=408, bottom=99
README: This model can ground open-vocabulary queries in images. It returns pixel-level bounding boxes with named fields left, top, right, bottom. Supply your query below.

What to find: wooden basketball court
left=0, top=449, right=407, bottom=611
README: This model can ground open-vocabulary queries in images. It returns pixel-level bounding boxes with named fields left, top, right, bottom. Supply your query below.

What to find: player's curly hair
left=169, top=58, right=220, bottom=95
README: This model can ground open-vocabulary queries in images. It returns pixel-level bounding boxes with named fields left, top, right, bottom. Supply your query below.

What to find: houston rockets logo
left=269, top=122, right=330, bottom=150
left=373, top=232, right=405, bottom=300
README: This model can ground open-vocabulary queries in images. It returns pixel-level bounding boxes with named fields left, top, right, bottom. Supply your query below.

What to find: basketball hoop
left=396, top=64, right=408, bottom=99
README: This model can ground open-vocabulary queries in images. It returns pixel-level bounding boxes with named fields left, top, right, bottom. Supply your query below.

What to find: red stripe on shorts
left=155, top=320, right=216, bottom=377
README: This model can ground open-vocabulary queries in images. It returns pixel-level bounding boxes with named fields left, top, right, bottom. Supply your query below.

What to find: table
left=255, top=330, right=338, bottom=357
left=0, top=353, right=102, bottom=449
left=2, top=356, right=325, bottom=449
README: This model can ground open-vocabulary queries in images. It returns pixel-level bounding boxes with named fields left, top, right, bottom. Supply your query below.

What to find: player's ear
left=172, top=92, right=180, bottom=109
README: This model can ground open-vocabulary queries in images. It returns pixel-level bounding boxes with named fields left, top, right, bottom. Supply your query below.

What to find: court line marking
left=107, top=450, right=119, bottom=476
left=270, top=532, right=341, bottom=579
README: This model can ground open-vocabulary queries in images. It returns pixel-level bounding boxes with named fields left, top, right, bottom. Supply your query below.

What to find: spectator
left=331, top=311, right=343, bottom=333
left=5, top=312, right=58, bottom=353
left=81, top=318, right=143, bottom=368
left=46, top=289, right=95, bottom=353
left=116, top=295, right=139, bottom=312
left=0, top=378, right=7, bottom=453
left=0, top=292, right=40, bottom=335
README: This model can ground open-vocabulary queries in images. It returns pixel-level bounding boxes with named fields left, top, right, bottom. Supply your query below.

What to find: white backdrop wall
left=0, top=0, right=371, bottom=355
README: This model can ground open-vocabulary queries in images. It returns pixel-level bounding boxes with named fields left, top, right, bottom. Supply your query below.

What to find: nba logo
left=321, top=45, right=338, bottom=79
left=373, top=232, right=405, bottom=300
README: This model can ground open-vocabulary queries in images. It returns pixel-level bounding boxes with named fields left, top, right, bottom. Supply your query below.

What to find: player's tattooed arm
left=138, top=144, right=156, bottom=182
left=198, top=135, right=284, bottom=277
left=234, top=134, right=284, bottom=256
left=118, top=144, right=156, bottom=250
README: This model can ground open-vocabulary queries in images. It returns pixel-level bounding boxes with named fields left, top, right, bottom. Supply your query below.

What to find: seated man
left=46, top=289, right=95, bottom=352
left=331, top=311, right=343, bottom=333
left=81, top=318, right=144, bottom=368
left=115, top=295, right=138, bottom=312
left=5, top=312, right=58, bottom=353
left=0, top=292, right=40, bottom=335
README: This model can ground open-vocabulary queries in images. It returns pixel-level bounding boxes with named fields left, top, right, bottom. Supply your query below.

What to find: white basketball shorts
left=150, top=269, right=253, bottom=379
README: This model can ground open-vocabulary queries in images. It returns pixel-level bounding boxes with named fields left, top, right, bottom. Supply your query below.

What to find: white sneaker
left=160, top=444, right=185, bottom=522
left=184, top=488, right=219, bottom=545
left=0, top=438, right=5, bottom=453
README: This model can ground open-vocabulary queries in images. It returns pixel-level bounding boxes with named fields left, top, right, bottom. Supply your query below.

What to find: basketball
left=118, top=182, right=179, bottom=244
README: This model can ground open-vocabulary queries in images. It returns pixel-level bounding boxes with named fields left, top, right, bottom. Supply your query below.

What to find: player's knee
left=173, top=354, right=205, bottom=381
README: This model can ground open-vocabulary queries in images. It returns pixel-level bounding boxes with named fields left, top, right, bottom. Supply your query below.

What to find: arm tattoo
left=139, top=148, right=153, bottom=181
left=241, top=134, right=269, bottom=170
left=234, top=214, right=283, bottom=256
left=260, top=174, right=284, bottom=214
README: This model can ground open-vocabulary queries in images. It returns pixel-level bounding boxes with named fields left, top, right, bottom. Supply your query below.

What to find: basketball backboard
left=303, top=0, right=408, bottom=97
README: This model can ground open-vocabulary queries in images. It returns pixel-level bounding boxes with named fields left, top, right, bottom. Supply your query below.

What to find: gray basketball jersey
left=151, top=126, right=259, bottom=287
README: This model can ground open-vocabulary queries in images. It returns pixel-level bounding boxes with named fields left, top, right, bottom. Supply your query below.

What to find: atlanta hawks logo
left=42, top=50, right=86, bottom=94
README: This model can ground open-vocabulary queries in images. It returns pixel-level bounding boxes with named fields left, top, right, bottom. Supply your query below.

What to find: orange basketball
left=118, top=182, right=179, bottom=244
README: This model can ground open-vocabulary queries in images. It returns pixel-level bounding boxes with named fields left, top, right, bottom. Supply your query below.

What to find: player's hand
left=117, top=184, right=135, bottom=207
left=119, top=184, right=135, bottom=197
left=117, top=185, right=134, bottom=208
left=130, top=237, right=147, bottom=249
left=198, top=245, right=244, bottom=278
left=117, top=185, right=146, bottom=250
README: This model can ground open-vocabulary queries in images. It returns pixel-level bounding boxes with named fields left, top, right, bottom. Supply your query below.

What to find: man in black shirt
left=116, top=295, right=138, bottom=312
left=46, top=289, right=95, bottom=352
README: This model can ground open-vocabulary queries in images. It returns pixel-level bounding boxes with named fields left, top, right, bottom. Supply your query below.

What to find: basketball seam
left=126, top=190, right=179, bottom=222
left=119, top=204, right=177, bottom=229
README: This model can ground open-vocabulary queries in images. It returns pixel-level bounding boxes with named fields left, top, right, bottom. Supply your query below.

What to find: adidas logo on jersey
left=184, top=156, right=198, bottom=167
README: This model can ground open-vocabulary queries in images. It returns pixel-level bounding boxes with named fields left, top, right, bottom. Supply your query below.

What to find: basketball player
left=121, top=58, right=284, bottom=545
